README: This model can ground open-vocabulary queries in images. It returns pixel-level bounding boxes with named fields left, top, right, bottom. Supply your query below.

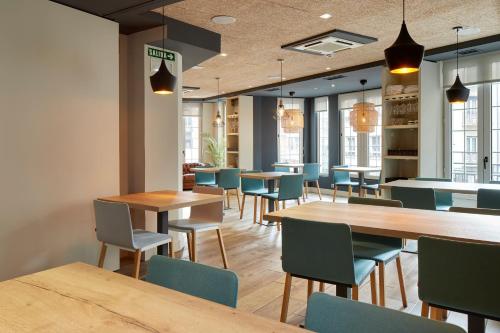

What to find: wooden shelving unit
left=224, top=96, right=253, bottom=169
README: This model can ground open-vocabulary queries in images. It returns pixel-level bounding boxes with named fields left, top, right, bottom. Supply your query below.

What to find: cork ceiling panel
left=154, top=0, right=500, bottom=98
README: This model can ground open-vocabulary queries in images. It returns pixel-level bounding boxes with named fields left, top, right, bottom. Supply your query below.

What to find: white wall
left=0, top=1, right=120, bottom=280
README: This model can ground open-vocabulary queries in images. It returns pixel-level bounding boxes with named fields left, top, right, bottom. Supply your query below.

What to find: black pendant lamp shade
left=384, top=0, right=424, bottom=74
left=446, top=27, right=469, bottom=104
left=150, top=59, right=177, bottom=95
left=150, top=5, right=177, bottom=95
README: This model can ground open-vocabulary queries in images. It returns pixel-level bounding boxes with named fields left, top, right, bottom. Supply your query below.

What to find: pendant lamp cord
left=162, top=6, right=165, bottom=50
left=402, top=0, right=405, bottom=22
left=280, top=61, right=283, bottom=101
left=456, top=28, right=459, bottom=73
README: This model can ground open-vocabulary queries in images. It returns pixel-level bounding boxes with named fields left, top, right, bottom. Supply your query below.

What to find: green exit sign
left=148, top=48, right=176, bottom=62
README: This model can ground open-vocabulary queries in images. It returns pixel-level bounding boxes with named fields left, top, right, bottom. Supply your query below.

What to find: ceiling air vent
left=265, top=88, right=280, bottom=92
left=458, top=48, right=480, bottom=56
left=182, top=86, right=200, bottom=94
left=282, top=29, right=377, bottom=57
left=324, top=75, right=347, bottom=81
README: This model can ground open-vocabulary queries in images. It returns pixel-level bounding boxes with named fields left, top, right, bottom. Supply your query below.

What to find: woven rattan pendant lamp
left=350, top=80, right=378, bottom=133
left=281, top=91, right=303, bottom=133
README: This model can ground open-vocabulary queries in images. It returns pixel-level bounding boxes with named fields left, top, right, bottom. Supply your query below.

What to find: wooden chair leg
left=168, top=242, right=173, bottom=258
left=280, top=273, right=293, bottom=323
left=226, top=190, right=230, bottom=209
left=430, top=307, right=444, bottom=321
left=191, top=231, right=197, bottom=262
left=260, top=197, right=265, bottom=224
left=302, top=183, right=306, bottom=201
left=352, top=285, right=359, bottom=301
left=297, top=199, right=301, bottom=205
left=235, top=189, right=241, bottom=211
left=348, top=185, right=353, bottom=196
left=186, top=233, right=193, bottom=261
left=370, top=271, right=378, bottom=305
left=316, top=181, right=322, bottom=200
left=282, top=200, right=286, bottom=209
left=98, top=242, right=107, bottom=268
left=253, top=195, right=258, bottom=224
left=333, top=186, right=337, bottom=202
left=378, top=262, right=385, bottom=307
left=305, top=182, right=309, bottom=198
left=307, top=280, right=314, bottom=299
left=133, top=250, right=141, bottom=279
left=319, top=282, right=325, bottom=292
left=396, top=256, right=408, bottom=308
left=216, top=229, right=229, bottom=269
left=274, top=200, right=279, bottom=211
left=239, top=194, right=246, bottom=219
left=421, top=301, right=430, bottom=318
left=442, top=310, right=448, bottom=320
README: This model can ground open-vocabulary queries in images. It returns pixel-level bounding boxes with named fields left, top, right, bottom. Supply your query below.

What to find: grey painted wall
left=253, top=96, right=278, bottom=171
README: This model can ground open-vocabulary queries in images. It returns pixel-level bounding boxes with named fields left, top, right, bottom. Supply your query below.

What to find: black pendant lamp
left=446, top=26, right=470, bottom=104
left=214, top=77, right=224, bottom=127
left=384, top=0, right=424, bottom=74
left=277, top=59, right=285, bottom=118
left=150, top=6, right=177, bottom=95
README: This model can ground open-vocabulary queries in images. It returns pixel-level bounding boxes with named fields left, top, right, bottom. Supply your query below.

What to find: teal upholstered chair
left=280, top=218, right=377, bottom=323
left=217, top=168, right=241, bottom=210
left=416, top=177, right=453, bottom=211
left=240, top=170, right=268, bottom=224
left=390, top=186, right=437, bottom=210
left=260, top=174, right=303, bottom=228
left=146, top=255, right=239, bottom=308
left=449, top=206, right=500, bottom=215
left=303, top=163, right=322, bottom=200
left=348, top=197, right=406, bottom=307
left=418, top=236, right=500, bottom=325
left=274, top=165, right=290, bottom=172
left=332, top=165, right=359, bottom=201
left=361, top=171, right=382, bottom=198
left=305, top=293, right=466, bottom=333
left=477, top=188, right=500, bottom=209
left=195, top=171, right=216, bottom=187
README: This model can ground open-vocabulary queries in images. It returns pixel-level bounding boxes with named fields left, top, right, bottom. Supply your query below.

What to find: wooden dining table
left=264, top=201, right=500, bottom=333
left=332, top=166, right=381, bottom=197
left=380, top=179, right=500, bottom=194
left=0, top=262, right=305, bottom=332
left=99, top=190, right=223, bottom=255
left=272, top=163, right=304, bottom=173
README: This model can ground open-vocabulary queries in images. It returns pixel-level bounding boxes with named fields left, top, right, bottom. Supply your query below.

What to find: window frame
left=315, top=96, right=329, bottom=176
left=182, top=102, right=202, bottom=164
left=277, top=97, right=304, bottom=164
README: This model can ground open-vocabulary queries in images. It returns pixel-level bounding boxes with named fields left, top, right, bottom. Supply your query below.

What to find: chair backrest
left=94, top=200, right=135, bottom=249
left=416, top=177, right=453, bottom=207
left=278, top=174, right=304, bottom=200
left=146, top=255, right=239, bottom=308
left=418, top=236, right=500, bottom=320
left=332, top=165, right=350, bottom=184
left=274, top=165, right=290, bottom=172
left=195, top=171, right=215, bottom=185
left=348, top=197, right=403, bottom=248
left=477, top=188, right=500, bottom=209
left=241, top=170, right=264, bottom=192
left=305, top=293, right=466, bottom=333
left=303, top=163, right=320, bottom=181
left=449, top=206, right=500, bottom=216
left=217, top=168, right=241, bottom=189
left=390, top=186, right=437, bottom=210
left=282, top=218, right=356, bottom=286
left=190, top=186, right=224, bottom=222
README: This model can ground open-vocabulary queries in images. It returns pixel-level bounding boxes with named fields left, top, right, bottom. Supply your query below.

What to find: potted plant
left=202, top=133, right=226, bottom=167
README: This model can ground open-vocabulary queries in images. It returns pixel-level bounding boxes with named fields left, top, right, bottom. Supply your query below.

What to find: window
left=182, top=103, right=201, bottom=163
left=315, top=97, right=329, bottom=174
left=278, top=98, right=304, bottom=164
left=339, top=89, right=382, bottom=170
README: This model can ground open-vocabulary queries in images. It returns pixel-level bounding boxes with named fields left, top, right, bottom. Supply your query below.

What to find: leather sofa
left=183, top=162, right=207, bottom=190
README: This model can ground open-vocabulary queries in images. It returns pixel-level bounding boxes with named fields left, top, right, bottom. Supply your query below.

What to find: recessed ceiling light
left=314, top=87, right=318, bottom=90
left=326, top=67, right=331, bottom=70
left=320, top=13, right=332, bottom=19
left=220, top=53, right=228, bottom=57
left=248, top=85, right=253, bottom=88
left=211, top=15, right=236, bottom=25
left=331, top=84, right=336, bottom=88
left=192, top=65, right=204, bottom=70
left=458, top=26, right=481, bottom=36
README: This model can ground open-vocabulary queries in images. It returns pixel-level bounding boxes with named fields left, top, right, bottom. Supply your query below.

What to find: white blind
left=182, top=102, right=201, bottom=116
left=315, top=96, right=328, bottom=112
left=282, top=97, right=304, bottom=111
left=339, top=89, right=381, bottom=109
left=443, top=50, right=500, bottom=87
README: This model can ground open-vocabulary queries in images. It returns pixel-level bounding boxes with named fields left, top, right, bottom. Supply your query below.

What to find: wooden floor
left=119, top=192, right=500, bottom=332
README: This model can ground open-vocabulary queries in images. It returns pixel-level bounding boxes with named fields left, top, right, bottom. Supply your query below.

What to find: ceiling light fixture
left=220, top=53, right=228, bottom=57
left=331, top=84, right=336, bottom=88
left=326, top=67, right=331, bottom=70
left=276, top=59, right=285, bottom=118
left=281, top=91, right=304, bottom=133
left=211, top=15, right=236, bottom=24
left=192, top=65, right=204, bottom=70
left=150, top=6, right=177, bottom=95
left=350, top=79, right=378, bottom=133
left=446, top=26, right=470, bottom=104
left=320, top=13, right=332, bottom=19
left=213, top=77, right=225, bottom=127
left=384, top=0, right=424, bottom=74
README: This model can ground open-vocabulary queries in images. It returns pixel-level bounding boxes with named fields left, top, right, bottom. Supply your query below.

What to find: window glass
left=315, top=97, right=329, bottom=174
left=183, top=103, right=201, bottom=163
left=278, top=98, right=304, bottom=163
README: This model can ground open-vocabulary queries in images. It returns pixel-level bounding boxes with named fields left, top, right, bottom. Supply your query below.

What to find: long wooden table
left=265, top=201, right=500, bottom=333
left=0, top=263, right=304, bottom=332
left=380, top=179, right=500, bottom=194
left=99, top=190, right=223, bottom=255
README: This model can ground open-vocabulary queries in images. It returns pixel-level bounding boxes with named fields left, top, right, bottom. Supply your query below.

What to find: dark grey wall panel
left=253, top=96, right=278, bottom=171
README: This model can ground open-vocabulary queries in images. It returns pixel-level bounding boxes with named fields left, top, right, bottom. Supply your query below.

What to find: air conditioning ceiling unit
left=282, top=29, right=377, bottom=57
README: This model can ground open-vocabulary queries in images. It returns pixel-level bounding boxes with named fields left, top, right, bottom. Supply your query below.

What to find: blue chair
left=217, top=168, right=241, bottom=210
left=416, top=177, right=453, bottom=211
left=305, top=293, right=466, bottom=333
left=260, top=174, right=303, bottom=229
left=195, top=171, right=216, bottom=187
left=280, top=218, right=377, bottom=323
left=348, top=197, right=407, bottom=308
left=361, top=171, right=382, bottom=198
left=146, top=255, right=239, bottom=308
left=449, top=206, right=500, bottom=215
left=332, top=165, right=359, bottom=202
left=274, top=165, right=290, bottom=172
left=418, top=236, right=500, bottom=326
left=477, top=188, right=500, bottom=209
left=240, top=170, right=268, bottom=224
left=303, top=163, right=322, bottom=200
left=391, top=186, right=437, bottom=210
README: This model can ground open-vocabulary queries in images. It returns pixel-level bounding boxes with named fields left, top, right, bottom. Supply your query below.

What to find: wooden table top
left=264, top=201, right=500, bottom=244
left=332, top=166, right=381, bottom=173
left=379, top=179, right=500, bottom=194
left=190, top=167, right=221, bottom=173
left=99, top=190, right=223, bottom=212
left=272, top=163, right=304, bottom=168
left=240, top=172, right=298, bottom=180
left=0, top=263, right=304, bottom=333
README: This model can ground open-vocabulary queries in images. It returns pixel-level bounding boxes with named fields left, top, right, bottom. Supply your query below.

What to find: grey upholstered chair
left=449, top=206, right=500, bottom=216
left=94, top=200, right=171, bottom=279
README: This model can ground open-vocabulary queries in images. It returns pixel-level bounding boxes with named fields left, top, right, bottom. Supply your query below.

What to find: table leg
left=267, top=179, right=275, bottom=213
left=359, top=172, right=365, bottom=197
left=468, top=315, right=485, bottom=333
left=293, top=167, right=299, bottom=173
left=336, top=285, right=352, bottom=299
left=157, top=211, right=169, bottom=256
